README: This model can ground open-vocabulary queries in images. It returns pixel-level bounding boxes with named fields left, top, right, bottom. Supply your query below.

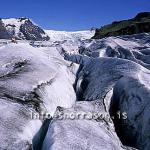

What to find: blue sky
left=0, top=0, right=149, bottom=31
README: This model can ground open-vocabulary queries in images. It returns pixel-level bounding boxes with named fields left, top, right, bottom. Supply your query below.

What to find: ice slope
left=78, top=33, right=150, bottom=69
left=45, top=30, right=94, bottom=42
left=0, top=42, right=76, bottom=149
left=44, top=30, right=94, bottom=52
left=42, top=101, right=126, bottom=150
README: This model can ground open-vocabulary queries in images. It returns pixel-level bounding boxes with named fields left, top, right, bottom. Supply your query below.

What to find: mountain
left=92, top=12, right=150, bottom=39
left=0, top=17, right=94, bottom=41
left=0, top=18, right=50, bottom=41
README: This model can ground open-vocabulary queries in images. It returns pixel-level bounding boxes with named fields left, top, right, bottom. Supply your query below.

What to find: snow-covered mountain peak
left=2, top=18, right=28, bottom=26
left=0, top=18, right=50, bottom=41
left=2, top=18, right=27, bottom=39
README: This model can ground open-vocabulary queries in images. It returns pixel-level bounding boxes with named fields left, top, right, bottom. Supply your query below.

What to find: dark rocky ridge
left=20, top=18, right=50, bottom=41
left=92, top=12, right=150, bottom=39
left=0, top=18, right=50, bottom=41
left=0, top=20, right=10, bottom=39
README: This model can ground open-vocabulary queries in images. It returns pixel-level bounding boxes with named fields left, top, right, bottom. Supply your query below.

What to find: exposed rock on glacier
left=0, top=43, right=76, bottom=149
left=0, top=20, right=10, bottom=39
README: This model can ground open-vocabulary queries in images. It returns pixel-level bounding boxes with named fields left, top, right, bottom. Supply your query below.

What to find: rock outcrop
left=0, top=20, right=11, bottom=39
left=92, top=12, right=150, bottom=39
left=0, top=18, right=50, bottom=41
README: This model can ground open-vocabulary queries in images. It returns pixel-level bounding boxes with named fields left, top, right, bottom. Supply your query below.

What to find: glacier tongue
left=0, top=31, right=150, bottom=150
left=45, top=30, right=94, bottom=42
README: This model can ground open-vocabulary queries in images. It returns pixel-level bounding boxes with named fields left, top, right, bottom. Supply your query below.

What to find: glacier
left=0, top=29, right=149, bottom=150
